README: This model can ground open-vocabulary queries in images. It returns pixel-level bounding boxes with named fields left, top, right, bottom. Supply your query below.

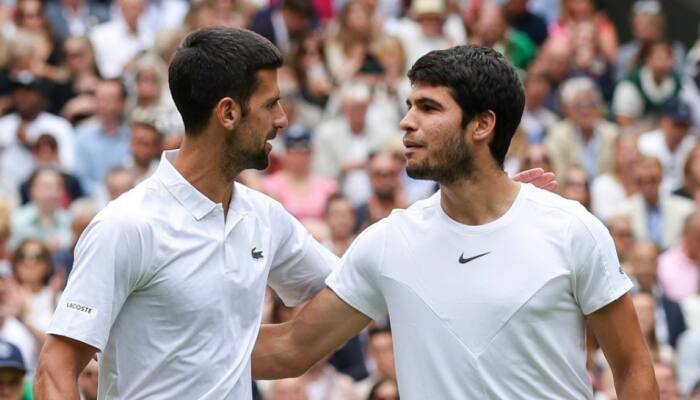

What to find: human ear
left=215, top=97, right=241, bottom=131
left=471, top=110, right=496, bottom=143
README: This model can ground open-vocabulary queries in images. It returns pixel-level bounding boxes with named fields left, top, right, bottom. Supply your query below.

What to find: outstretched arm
left=252, top=288, right=372, bottom=379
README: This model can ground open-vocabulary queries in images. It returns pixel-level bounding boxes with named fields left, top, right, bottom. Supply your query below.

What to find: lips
left=403, top=138, right=422, bottom=149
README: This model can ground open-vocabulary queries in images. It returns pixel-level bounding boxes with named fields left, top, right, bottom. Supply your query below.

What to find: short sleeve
left=325, top=222, right=387, bottom=321
left=47, top=214, right=150, bottom=351
left=568, top=209, right=633, bottom=315
left=267, top=202, right=336, bottom=306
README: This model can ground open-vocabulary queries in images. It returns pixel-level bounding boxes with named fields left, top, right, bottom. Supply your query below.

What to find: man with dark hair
left=249, top=0, right=315, bottom=55
left=34, top=27, right=337, bottom=399
left=253, top=46, right=658, bottom=398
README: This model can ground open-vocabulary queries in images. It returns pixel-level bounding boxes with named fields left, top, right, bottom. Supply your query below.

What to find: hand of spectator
left=341, top=159, right=367, bottom=173
left=512, top=168, right=558, bottom=192
left=49, top=268, right=66, bottom=297
left=61, top=95, right=96, bottom=122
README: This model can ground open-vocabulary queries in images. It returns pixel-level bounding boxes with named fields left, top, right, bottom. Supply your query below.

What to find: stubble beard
left=405, top=130, right=474, bottom=184
left=219, top=126, right=270, bottom=181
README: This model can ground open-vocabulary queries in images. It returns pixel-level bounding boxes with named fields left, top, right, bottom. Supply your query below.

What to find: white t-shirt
left=49, top=150, right=337, bottom=400
left=327, top=183, right=632, bottom=399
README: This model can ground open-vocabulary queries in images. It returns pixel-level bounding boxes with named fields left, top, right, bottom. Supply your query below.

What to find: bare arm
left=34, top=334, right=97, bottom=400
left=587, top=293, right=659, bottom=400
left=252, top=288, right=372, bottom=379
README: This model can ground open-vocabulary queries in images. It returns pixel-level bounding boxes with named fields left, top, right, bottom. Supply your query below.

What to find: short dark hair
left=407, top=45, right=525, bottom=168
left=98, top=78, right=128, bottom=100
left=282, top=0, right=314, bottom=18
left=168, top=27, right=283, bottom=135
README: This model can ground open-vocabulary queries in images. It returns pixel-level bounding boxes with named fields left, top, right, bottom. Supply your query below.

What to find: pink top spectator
left=658, top=245, right=700, bottom=303
left=262, top=172, right=337, bottom=221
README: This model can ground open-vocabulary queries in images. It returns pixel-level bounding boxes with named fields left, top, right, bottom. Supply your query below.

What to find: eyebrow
left=406, top=97, right=444, bottom=110
left=267, top=93, right=281, bottom=106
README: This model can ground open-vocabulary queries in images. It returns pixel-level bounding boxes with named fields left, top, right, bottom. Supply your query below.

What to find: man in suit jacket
left=45, top=0, right=110, bottom=40
left=544, top=76, right=619, bottom=179
left=620, top=155, right=695, bottom=249
left=249, top=0, right=315, bottom=56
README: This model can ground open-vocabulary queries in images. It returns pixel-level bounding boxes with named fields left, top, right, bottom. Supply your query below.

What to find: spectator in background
left=547, top=0, right=617, bottom=65
left=13, top=0, right=65, bottom=83
left=567, top=19, right=616, bottom=101
left=89, top=0, right=154, bottom=78
left=0, top=74, right=75, bottom=189
left=519, top=142, right=552, bottom=172
left=544, top=76, right=618, bottom=178
left=249, top=0, right=316, bottom=57
left=123, top=114, right=162, bottom=185
left=367, top=377, right=399, bottom=400
left=632, top=292, right=675, bottom=364
left=93, top=166, right=135, bottom=208
left=559, top=165, right=590, bottom=210
left=312, top=81, right=394, bottom=205
left=11, top=239, right=61, bottom=338
left=674, top=144, right=700, bottom=202
left=607, top=214, right=636, bottom=268
left=78, top=359, right=98, bottom=400
left=638, top=99, right=697, bottom=194
left=355, top=326, right=395, bottom=399
left=504, top=0, right=548, bottom=47
left=0, top=204, right=11, bottom=274
left=127, top=53, right=184, bottom=142
left=613, top=39, right=683, bottom=129
left=292, top=34, right=334, bottom=108
left=531, top=37, right=571, bottom=113
left=44, top=0, right=110, bottom=40
left=658, top=212, right=700, bottom=304
left=591, top=133, right=639, bottom=222
left=56, top=37, right=101, bottom=124
left=263, top=126, right=337, bottom=222
left=629, top=241, right=686, bottom=349
left=0, top=270, right=38, bottom=375
left=74, top=79, right=130, bottom=195
left=354, top=151, right=407, bottom=231
left=0, top=340, right=31, bottom=400
left=520, top=69, right=558, bottom=142
left=10, top=168, right=71, bottom=251
left=470, top=2, right=536, bottom=70
left=53, top=198, right=97, bottom=277
left=322, top=194, right=356, bottom=257
left=620, top=156, right=695, bottom=250
left=616, top=0, right=685, bottom=82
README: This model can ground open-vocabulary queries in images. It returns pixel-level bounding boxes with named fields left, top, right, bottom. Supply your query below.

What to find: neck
left=439, top=166, right=519, bottom=226
left=665, top=133, right=682, bottom=152
left=101, top=117, right=121, bottom=134
left=24, top=281, right=43, bottom=293
left=683, top=240, right=697, bottom=261
left=173, top=136, right=236, bottom=214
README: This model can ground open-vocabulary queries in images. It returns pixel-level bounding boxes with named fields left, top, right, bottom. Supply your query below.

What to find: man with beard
left=252, top=46, right=658, bottom=399
left=33, top=27, right=338, bottom=399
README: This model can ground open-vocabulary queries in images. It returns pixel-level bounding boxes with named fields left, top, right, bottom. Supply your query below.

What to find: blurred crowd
left=0, top=0, right=697, bottom=398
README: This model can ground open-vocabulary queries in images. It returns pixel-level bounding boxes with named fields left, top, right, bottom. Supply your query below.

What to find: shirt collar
left=154, top=150, right=218, bottom=221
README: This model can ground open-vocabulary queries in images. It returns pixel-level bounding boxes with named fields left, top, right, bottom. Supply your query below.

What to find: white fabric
left=637, top=129, right=697, bottom=194
left=590, top=174, right=628, bottom=222
left=612, top=80, right=645, bottom=119
left=327, top=184, right=632, bottom=399
left=48, top=150, right=336, bottom=400
left=0, top=112, right=76, bottom=186
left=0, top=317, right=38, bottom=374
left=89, top=18, right=154, bottom=79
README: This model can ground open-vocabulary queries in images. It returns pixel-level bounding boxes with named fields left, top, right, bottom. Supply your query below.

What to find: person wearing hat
left=0, top=340, right=30, bottom=400
left=638, top=98, right=698, bottom=194
left=262, top=125, right=337, bottom=222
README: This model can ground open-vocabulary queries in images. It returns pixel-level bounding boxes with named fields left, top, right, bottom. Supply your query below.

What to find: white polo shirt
left=327, top=183, right=632, bottom=399
left=48, top=150, right=337, bottom=399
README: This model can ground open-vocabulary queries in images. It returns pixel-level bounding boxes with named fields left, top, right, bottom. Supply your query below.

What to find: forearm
left=252, top=323, right=308, bottom=380
left=34, top=360, right=81, bottom=400
left=614, top=363, right=659, bottom=400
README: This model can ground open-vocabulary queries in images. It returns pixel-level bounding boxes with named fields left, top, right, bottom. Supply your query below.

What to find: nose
left=274, top=102, right=288, bottom=129
left=399, top=108, right=416, bottom=132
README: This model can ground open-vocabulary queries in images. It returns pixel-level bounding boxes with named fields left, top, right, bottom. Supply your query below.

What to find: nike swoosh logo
left=459, top=251, right=490, bottom=264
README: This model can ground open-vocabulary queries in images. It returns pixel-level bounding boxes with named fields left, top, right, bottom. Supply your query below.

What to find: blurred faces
left=654, top=363, right=679, bottom=400
left=613, top=134, right=639, bottom=173
left=561, top=166, right=589, bottom=208
left=13, top=239, right=51, bottom=288
left=524, top=73, right=551, bottom=109
left=12, top=87, right=43, bottom=120
left=64, top=38, right=94, bottom=74
left=369, top=330, right=395, bottom=379
left=29, top=169, right=65, bottom=214
left=567, top=92, right=601, bottom=131
left=369, top=153, right=403, bottom=201
left=476, top=3, right=508, bottom=46
left=684, top=213, right=700, bottom=262
left=341, top=97, right=369, bottom=134
left=268, top=377, right=308, bottom=400
left=632, top=13, right=663, bottom=43
left=94, top=80, right=125, bottom=123
left=130, top=123, right=162, bottom=167
left=659, top=116, right=690, bottom=149
left=630, top=241, right=659, bottom=292
left=119, top=0, right=145, bottom=28
left=635, top=158, right=662, bottom=206
left=136, top=69, right=162, bottom=104
left=521, top=143, right=552, bottom=172
left=646, top=42, right=674, bottom=79
left=343, top=1, right=371, bottom=38
left=0, top=369, right=23, bottom=400
left=608, top=216, right=635, bottom=262
left=325, top=197, right=356, bottom=240
left=565, top=0, right=594, bottom=20
left=16, top=0, right=44, bottom=31
left=105, top=169, right=135, bottom=201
